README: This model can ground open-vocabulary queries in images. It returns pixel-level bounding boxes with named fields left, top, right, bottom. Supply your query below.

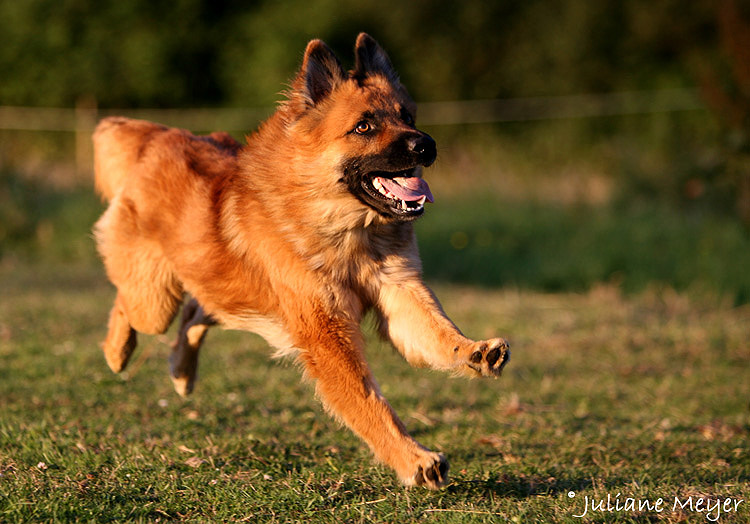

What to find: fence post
left=75, top=96, right=97, bottom=177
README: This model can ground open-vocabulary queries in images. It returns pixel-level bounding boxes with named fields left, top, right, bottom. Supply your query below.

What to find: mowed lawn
left=0, top=259, right=748, bottom=523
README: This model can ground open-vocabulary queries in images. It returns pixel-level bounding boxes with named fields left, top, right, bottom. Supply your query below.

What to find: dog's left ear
left=353, top=33, right=399, bottom=84
left=292, top=39, right=346, bottom=107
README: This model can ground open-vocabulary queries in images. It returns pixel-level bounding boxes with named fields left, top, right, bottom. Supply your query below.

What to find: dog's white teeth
left=373, top=178, right=390, bottom=197
left=372, top=178, right=424, bottom=213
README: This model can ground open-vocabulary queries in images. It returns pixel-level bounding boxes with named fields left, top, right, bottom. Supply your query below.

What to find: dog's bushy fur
left=93, top=33, right=509, bottom=489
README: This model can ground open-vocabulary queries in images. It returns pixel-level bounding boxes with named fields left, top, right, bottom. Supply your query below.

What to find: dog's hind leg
left=95, top=199, right=184, bottom=373
left=102, top=293, right=138, bottom=373
left=101, top=274, right=182, bottom=374
left=98, top=255, right=182, bottom=374
left=170, top=297, right=215, bottom=397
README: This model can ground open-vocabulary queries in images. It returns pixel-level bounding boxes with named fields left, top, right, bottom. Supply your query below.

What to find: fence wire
left=0, top=88, right=705, bottom=133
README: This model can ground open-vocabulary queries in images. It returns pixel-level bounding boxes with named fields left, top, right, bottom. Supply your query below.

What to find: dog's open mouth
left=362, top=169, right=434, bottom=217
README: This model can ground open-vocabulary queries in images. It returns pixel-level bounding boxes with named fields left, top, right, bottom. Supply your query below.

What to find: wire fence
left=0, top=88, right=706, bottom=173
left=417, top=88, right=704, bottom=125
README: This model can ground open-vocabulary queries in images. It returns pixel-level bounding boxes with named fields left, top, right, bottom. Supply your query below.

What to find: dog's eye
left=401, top=111, right=414, bottom=126
left=354, top=121, right=372, bottom=134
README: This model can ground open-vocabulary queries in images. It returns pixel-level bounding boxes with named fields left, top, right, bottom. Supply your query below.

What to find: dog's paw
left=459, top=338, right=510, bottom=377
left=401, top=452, right=449, bottom=490
left=169, top=372, right=195, bottom=398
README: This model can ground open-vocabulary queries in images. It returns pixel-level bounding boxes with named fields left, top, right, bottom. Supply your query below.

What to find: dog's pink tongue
left=380, top=177, right=434, bottom=203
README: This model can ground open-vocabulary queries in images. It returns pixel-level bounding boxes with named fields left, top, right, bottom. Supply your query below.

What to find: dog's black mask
left=341, top=130, right=436, bottom=221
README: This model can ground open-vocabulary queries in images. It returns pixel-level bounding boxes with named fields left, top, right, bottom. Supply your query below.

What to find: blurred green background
left=1, top=0, right=749, bottom=303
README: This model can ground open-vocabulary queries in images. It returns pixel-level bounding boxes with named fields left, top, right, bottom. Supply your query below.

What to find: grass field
left=0, top=176, right=749, bottom=522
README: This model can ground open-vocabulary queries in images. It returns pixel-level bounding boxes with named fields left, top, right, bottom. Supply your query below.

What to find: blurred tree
left=0, top=0, right=254, bottom=107
left=1, top=0, right=747, bottom=224
left=696, top=0, right=750, bottom=226
left=0, top=0, right=716, bottom=106
left=1, top=0, right=704, bottom=107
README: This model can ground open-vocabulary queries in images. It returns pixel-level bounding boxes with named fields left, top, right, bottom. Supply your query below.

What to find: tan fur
left=93, top=33, right=509, bottom=489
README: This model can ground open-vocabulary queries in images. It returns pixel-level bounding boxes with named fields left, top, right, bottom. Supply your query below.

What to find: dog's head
left=284, top=33, right=436, bottom=222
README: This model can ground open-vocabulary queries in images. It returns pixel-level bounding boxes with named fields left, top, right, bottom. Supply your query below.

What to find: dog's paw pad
left=465, top=338, right=510, bottom=377
left=412, top=453, right=449, bottom=490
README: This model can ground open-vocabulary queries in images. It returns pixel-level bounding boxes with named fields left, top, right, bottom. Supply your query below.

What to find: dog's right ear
left=290, top=39, right=346, bottom=109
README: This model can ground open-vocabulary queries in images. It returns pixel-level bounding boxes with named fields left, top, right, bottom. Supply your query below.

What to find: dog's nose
left=409, top=134, right=437, bottom=167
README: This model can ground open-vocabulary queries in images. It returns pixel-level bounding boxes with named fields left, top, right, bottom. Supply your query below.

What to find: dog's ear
left=292, top=39, right=346, bottom=107
left=353, top=33, right=398, bottom=84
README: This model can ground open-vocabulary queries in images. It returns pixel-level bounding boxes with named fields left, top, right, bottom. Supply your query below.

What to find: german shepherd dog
left=93, top=33, right=509, bottom=489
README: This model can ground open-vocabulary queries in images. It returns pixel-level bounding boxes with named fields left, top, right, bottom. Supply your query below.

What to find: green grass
left=0, top=262, right=748, bottom=522
left=416, top=196, right=750, bottom=305
left=0, top=172, right=748, bottom=522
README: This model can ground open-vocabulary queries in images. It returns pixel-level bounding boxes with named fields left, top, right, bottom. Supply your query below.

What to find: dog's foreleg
left=377, top=280, right=510, bottom=377
left=170, top=297, right=215, bottom=397
left=295, top=311, right=448, bottom=489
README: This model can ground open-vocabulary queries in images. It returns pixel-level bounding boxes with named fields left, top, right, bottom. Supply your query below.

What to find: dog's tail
left=93, top=117, right=166, bottom=201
